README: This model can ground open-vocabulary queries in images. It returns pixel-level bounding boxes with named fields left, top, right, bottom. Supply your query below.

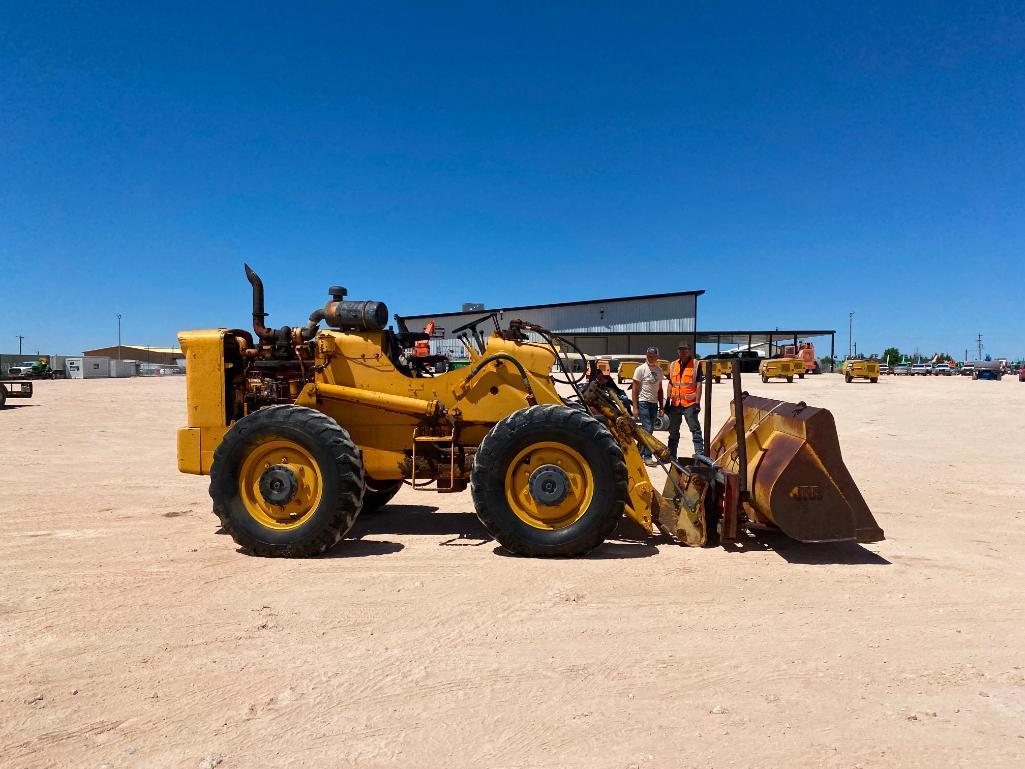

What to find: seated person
left=586, top=361, right=633, bottom=414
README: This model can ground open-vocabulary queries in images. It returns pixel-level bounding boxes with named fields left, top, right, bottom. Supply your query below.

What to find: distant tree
left=819, top=355, right=836, bottom=367
left=931, top=352, right=954, bottom=363
left=882, top=347, right=901, bottom=366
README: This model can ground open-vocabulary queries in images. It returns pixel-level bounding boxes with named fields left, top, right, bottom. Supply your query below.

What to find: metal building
left=398, top=290, right=703, bottom=358
left=82, top=345, right=183, bottom=366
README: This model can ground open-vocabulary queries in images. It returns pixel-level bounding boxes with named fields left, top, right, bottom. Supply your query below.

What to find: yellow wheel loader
left=176, top=266, right=883, bottom=558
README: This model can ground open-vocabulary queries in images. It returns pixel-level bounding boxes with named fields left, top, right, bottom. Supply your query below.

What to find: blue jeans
left=667, top=404, right=704, bottom=459
left=636, top=401, right=659, bottom=458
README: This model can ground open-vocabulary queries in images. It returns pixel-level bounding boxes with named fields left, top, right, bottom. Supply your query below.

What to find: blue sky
left=2, top=2, right=1023, bottom=360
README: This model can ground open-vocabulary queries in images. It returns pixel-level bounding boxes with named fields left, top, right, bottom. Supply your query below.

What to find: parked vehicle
left=7, top=360, right=53, bottom=379
left=616, top=357, right=670, bottom=385
left=841, top=358, right=880, bottom=383
left=719, top=350, right=762, bottom=374
left=1019, top=365, right=1025, bottom=382
left=893, top=363, right=910, bottom=375
left=972, top=361, right=1003, bottom=381
left=759, top=358, right=796, bottom=383
left=711, top=359, right=732, bottom=383
left=910, top=363, right=931, bottom=375
left=780, top=343, right=819, bottom=375
left=878, top=364, right=891, bottom=375
left=959, top=363, right=975, bottom=376
left=933, top=363, right=954, bottom=376
left=0, top=380, right=33, bottom=408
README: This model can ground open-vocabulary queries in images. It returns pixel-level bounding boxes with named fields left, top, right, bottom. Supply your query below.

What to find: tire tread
left=471, top=405, right=627, bottom=557
left=209, top=405, right=364, bottom=557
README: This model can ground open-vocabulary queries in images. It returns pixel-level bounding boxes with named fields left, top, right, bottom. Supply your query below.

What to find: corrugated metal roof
left=400, top=292, right=699, bottom=338
left=402, top=289, right=704, bottom=320
left=82, top=345, right=183, bottom=354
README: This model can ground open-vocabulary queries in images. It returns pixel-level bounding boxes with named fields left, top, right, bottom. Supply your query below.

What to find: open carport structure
left=697, top=329, right=837, bottom=372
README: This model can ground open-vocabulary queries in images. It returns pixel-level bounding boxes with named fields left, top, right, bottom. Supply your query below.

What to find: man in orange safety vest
left=665, top=342, right=704, bottom=459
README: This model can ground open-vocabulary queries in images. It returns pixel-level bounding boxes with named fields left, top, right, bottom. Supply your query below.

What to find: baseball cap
left=645, top=346, right=659, bottom=355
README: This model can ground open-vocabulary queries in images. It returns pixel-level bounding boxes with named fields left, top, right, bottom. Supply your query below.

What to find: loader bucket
left=709, top=395, right=883, bottom=544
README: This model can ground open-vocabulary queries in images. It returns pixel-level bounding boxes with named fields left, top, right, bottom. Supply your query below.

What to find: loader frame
left=176, top=266, right=883, bottom=557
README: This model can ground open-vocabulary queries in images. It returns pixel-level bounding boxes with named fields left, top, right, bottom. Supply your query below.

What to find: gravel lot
left=2, top=374, right=1024, bottom=768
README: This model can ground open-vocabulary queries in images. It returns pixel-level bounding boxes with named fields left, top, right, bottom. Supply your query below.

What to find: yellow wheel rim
left=504, top=442, right=594, bottom=530
left=238, top=439, right=324, bottom=530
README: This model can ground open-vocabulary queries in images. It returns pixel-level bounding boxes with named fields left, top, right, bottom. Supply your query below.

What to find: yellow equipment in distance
left=841, top=359, right=880, bottom=383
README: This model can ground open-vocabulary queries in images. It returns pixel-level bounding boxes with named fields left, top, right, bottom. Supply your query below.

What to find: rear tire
left=361, top=479, right=403, bottom=514
left=798, top=373, right=805, bottom=379
left=786, top=376, right=794, bottom=383
left=870, top=377, right=878, bottom=383
left=209, top=405, right=365, bottom=557
left=471, top=404, right=627, bottom=557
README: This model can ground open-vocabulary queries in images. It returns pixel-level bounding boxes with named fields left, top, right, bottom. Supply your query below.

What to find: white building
left=66, top=356, right=111, bottom=379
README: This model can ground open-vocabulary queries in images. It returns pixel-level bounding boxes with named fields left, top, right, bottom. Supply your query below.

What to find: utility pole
left=976, top=333, right=983, bottom=361
left=16, top=335, right=24, bottom=355
left=848, top=312, right=854, bottom=359
left=116, top=314, right=122, bottom=361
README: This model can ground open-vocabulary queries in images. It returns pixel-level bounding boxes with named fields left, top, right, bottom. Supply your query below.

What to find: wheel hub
left=259, top=465, right=299, bottom=505
left=528, top=464, right=570, bottom=506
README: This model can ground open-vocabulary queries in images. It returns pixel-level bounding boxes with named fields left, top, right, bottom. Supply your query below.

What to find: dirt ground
left=2, top=373, right=1024, bottom=769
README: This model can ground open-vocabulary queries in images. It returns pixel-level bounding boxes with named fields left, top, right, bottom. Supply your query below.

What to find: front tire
left=845, top=373, right=853, bottom=383
left=471, top=405, right=627, bottom=557
left=761, top=374, right=768, bottom=383
left=209, top=405, right=365, bottom=557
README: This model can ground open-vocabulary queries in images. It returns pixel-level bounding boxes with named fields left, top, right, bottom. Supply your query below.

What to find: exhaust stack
left=244, top=263, right=276, bottom=343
